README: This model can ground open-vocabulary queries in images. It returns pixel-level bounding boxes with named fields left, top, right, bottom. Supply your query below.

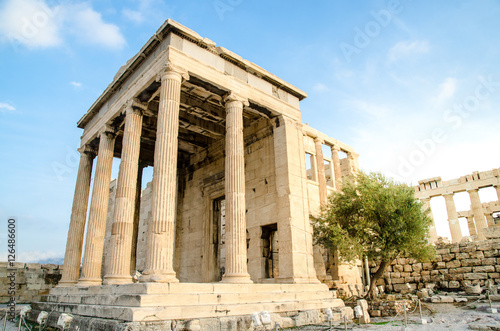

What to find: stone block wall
left=0, top=262, right=62, bottom=304
left=372, top=239, right=500, bottom=293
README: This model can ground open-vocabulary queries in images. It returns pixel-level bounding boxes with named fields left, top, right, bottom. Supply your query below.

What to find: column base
left=102, top=274, right=133, bottom=285
left=76, top=277, right=102, bottom=287
left=56, top=280, right=77, bottom=288
left=139, top=270, right=179, bottom=283
left=221, top=273, right=253, bottom=284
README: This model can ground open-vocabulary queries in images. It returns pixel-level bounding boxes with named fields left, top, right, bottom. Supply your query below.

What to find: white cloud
left=0, top=0, right=125, bottom=50
left=70, top=81, right=82, bottom=88
left=388, top=40, right=429, bottom=62
left=312, top=83, right=329, bottom=92
left=434, top=77, right=457, bottom=104
left=70, top=5, right=126, bottom=50
left=0, top=0, right=62, bottom=48
left=0, top=102, right=15, bottom=112
left=348, top=99, right=391, bottom=120
left=122, top=8, right=143, bottom=24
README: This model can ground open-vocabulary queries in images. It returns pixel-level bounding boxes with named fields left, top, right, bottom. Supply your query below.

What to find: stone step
left=45, top=289, right=335, bottom=307
left=33, top=297, right=345, bottom=321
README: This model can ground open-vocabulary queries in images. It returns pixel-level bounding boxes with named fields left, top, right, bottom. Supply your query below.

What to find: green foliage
left=312, top=171, right=435, bottom=264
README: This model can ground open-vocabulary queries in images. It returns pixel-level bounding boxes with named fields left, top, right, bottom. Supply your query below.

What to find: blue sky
left=1, top=0, right=500, bottom=262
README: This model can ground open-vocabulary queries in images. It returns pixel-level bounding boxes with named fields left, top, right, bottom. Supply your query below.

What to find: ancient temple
left=32, top=20, right=361, bottom=329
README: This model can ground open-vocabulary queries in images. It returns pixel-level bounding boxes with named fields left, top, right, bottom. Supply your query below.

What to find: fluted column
left=141, top=64, right=187, bottom=283
left=221, top=92, right=252, bottom=284
left=495, top=185, right=500, bottom=202
left=330, top=145, right=342, bottom=190
left=468, top=189, right=487, bottom=240
left=314, top=138, right=327, bottom=204
left=421, top=197, right=438, bottom=244
left=78, top=127, right=116, bottom=286
left=103, top=104, right=143, bottom=284
left=130, top=164, right=144, bottom=273
left=58, top=145, right=95, bottom=287
left=443, top=193, right=462, bottom=243
left=466, top=215, right=477, bottom=236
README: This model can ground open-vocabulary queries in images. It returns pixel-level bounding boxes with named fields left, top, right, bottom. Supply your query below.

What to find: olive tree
left=312, top=172, right=435, bottom=299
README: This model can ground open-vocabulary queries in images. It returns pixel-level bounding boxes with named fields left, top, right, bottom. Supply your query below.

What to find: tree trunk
left=365, top=260, right=392, bottom=300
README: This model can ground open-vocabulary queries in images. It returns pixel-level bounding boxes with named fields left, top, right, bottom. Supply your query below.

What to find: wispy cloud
left=0, top=102, right=16, bottom=112
left=0, top=0, right=62, bottom=48
left=348, top=99, right=391, bottom=120
left=70, top=81, right=82, bottom=88
left=312, top=83, right=329, bottom=92
left=388, top=40, right=429, bottom=62
left=434, top=77, right=457, bottom=104
left=69, top=4, right=126, bottom=50
left=0, top=0, right=126, bottom=50
left=122, top=8, right=143, bottom=24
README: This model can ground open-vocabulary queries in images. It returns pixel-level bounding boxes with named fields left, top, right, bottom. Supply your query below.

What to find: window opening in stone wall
left=305, top=153, right=315, bottom=181
left=494, top=212, right=500, bottom=225
left=261, top=223, right=279, bottom=278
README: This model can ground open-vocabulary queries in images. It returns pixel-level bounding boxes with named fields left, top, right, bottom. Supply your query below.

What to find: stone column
left=314, top=137, right=327, bottom=204
left=443, top=193, right=462, bottom=243
left=58, top=145, right=95, bottom=287
left=78, top=127, right=116, bottom=286
left=141, top=64, right=187, bottom=283
left=346, top=152, right=359, bottom=174
left=103, top=104, right=143, bottom=285
left=221, top=92, right=252, bottom=284
left=468, top=189, right=487, bottom=240
left=485, top=213, right=494, bottom=227
left=495, top=185, right=500, bottom=202
left=466, top=215, right=477, bottom=236
left=130, top=164, right=144, bottom=273
left=421, top=197, right=438, bottom=244
left=330, top=145, right=342, bottom=190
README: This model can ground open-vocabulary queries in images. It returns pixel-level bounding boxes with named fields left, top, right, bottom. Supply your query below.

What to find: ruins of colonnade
left=415, top=168, right=500, bottom=243
left=30, top=19, right=361, bottom=329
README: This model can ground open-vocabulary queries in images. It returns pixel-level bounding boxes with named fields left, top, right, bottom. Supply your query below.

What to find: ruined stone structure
left=31, top=20, right=359, bottom=329
left=415, top=168, right=500, bottom=243
left=372, top=237, right=500, bottom=293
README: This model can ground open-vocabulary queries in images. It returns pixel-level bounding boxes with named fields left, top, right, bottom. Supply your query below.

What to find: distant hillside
left=37, top=257, right=64, bottom=265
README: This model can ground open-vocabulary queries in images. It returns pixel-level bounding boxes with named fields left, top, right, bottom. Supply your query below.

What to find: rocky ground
left=1, top=302, right=500, bottom=330
left=293, top=303, right=500, bottom=330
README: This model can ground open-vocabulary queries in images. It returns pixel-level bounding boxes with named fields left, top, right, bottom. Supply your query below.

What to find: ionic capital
left=78, top=144, right=97, bottom=158
left=313, top=136, right=324, bottom=144
left=223, top=92, right=249, bottom=108
left=466, top=188, right=479, bottom=193
left=331, top=144, right=341, bottom=152
left=156, top=62, right=189, bottom=82
left=125, top=99, right=148, bottom=116
left=99, top=124, right=117, bottom=138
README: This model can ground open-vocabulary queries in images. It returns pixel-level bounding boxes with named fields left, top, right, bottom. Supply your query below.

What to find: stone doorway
left=261, top=223, right=279, bottom=279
